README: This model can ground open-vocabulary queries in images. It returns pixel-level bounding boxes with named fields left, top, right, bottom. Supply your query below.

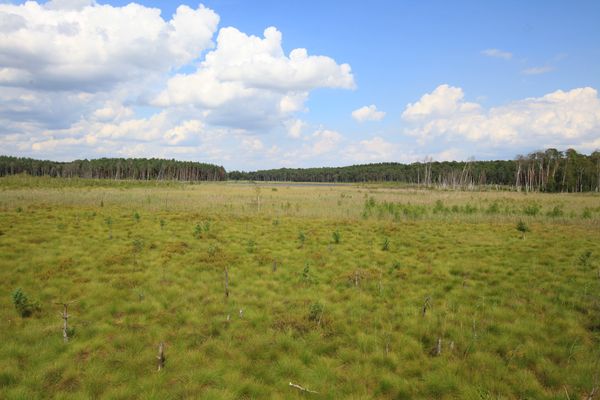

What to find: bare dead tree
left=54, top=300, right=77, bottom=343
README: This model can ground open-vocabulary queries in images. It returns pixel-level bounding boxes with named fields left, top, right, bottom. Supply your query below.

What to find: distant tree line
left=2, top=148, right=599, bottom=191
left=228, top=160, right=515, bottom=186
left=229, top=148, right=600, bottom=192
left=0, top=156, right=227, bottom=181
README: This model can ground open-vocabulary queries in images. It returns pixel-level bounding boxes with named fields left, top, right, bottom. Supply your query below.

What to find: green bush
left=523, top=203, right=541, bottom=216
left=486, top=201, right=500, bottom=214
left=582, top=208, right=592, bottom=219
left=433, top=200, right=447, bottom=214
left=546, top=205, right=564, bottom=218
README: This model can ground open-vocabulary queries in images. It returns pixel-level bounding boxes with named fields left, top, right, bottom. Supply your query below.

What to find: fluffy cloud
left=45, top=0, right=96, bottom=11
left=152, top=26, right=355, bottom=128
left=285, top=119, right=306, bottom=138
left=163, top=119, right=204, bottom=145
left=242, top=137, right=264, bottom=152
left=481, top=48, right=512, bottom=60
left=311, top=129, right=342, bottom=155
left=203, top=26, right=354, bottom=92
left=402, top=84, right=480, bottom=121
left=0, top=1, right=219, bottom=91
left=403, top=84, right=600, bottom=150
left=14, top=109, right=233, bottom=162
left=343, top=136, right=396, bottom=162
left=351, top=105, right=386, bottom=122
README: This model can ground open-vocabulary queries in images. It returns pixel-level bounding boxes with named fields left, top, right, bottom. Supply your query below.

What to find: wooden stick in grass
left=289, top=382, right=318, bottom=394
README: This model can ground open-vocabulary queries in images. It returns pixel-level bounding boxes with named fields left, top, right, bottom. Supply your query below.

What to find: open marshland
left=1, top=176, right=599, bottom=399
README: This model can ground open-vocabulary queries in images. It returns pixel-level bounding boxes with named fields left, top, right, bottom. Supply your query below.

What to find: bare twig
left=587, top=386, right=597, bottom=400
left=289, top=382, right=318, bottom=394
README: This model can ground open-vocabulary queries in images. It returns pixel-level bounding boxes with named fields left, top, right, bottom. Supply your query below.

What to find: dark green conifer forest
left=2, top=148, right=599, bottom=192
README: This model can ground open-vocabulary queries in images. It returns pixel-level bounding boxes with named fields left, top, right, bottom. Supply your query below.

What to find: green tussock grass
left=0, top=176, right=599, bottom=399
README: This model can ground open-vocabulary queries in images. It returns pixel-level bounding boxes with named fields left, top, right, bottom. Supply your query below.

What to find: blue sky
left=1, top=0, right=599, bottom=169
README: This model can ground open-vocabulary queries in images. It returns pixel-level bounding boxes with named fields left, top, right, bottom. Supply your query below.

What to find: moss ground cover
left=1, top=177, right=599, bottom=399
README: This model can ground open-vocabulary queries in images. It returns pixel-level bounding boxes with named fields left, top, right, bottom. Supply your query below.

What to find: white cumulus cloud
left=402, top=84, right=481, bottom=121
left=351, top=105, right=386, bottom=122
left=0, top=1, right=219, bottom=91
left=343, top=136, right=396, bottom=162
left=152, top=26, right=354, bottom=126
left=402, top=84, right=600, bottom=151
left=285, top=119, right=306, bottom=138
left=311, top=129, right=342, bottom=155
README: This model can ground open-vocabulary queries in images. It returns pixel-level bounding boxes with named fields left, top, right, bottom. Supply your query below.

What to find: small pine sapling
left=105, top=216, right=113, bottom=239
left=302, top=262, right=312, bottom=283
left=332, top=230, right=341, bottom=244
left=578, top=250, right=592, bottom=267
left=246, top=239, right=256, bottom=253
left=382, top=237, right=390, bottom=251
left=308, top=302, right=324, bottom=325
left=132, top=238, right=143, bottom=264
left=298, top=231, right=306, bottom=248
left=193, top=224, right=202, bottom=239
left=12, top=288, right=35, bottom=317
left=516, top=220, right=529, bottom=239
